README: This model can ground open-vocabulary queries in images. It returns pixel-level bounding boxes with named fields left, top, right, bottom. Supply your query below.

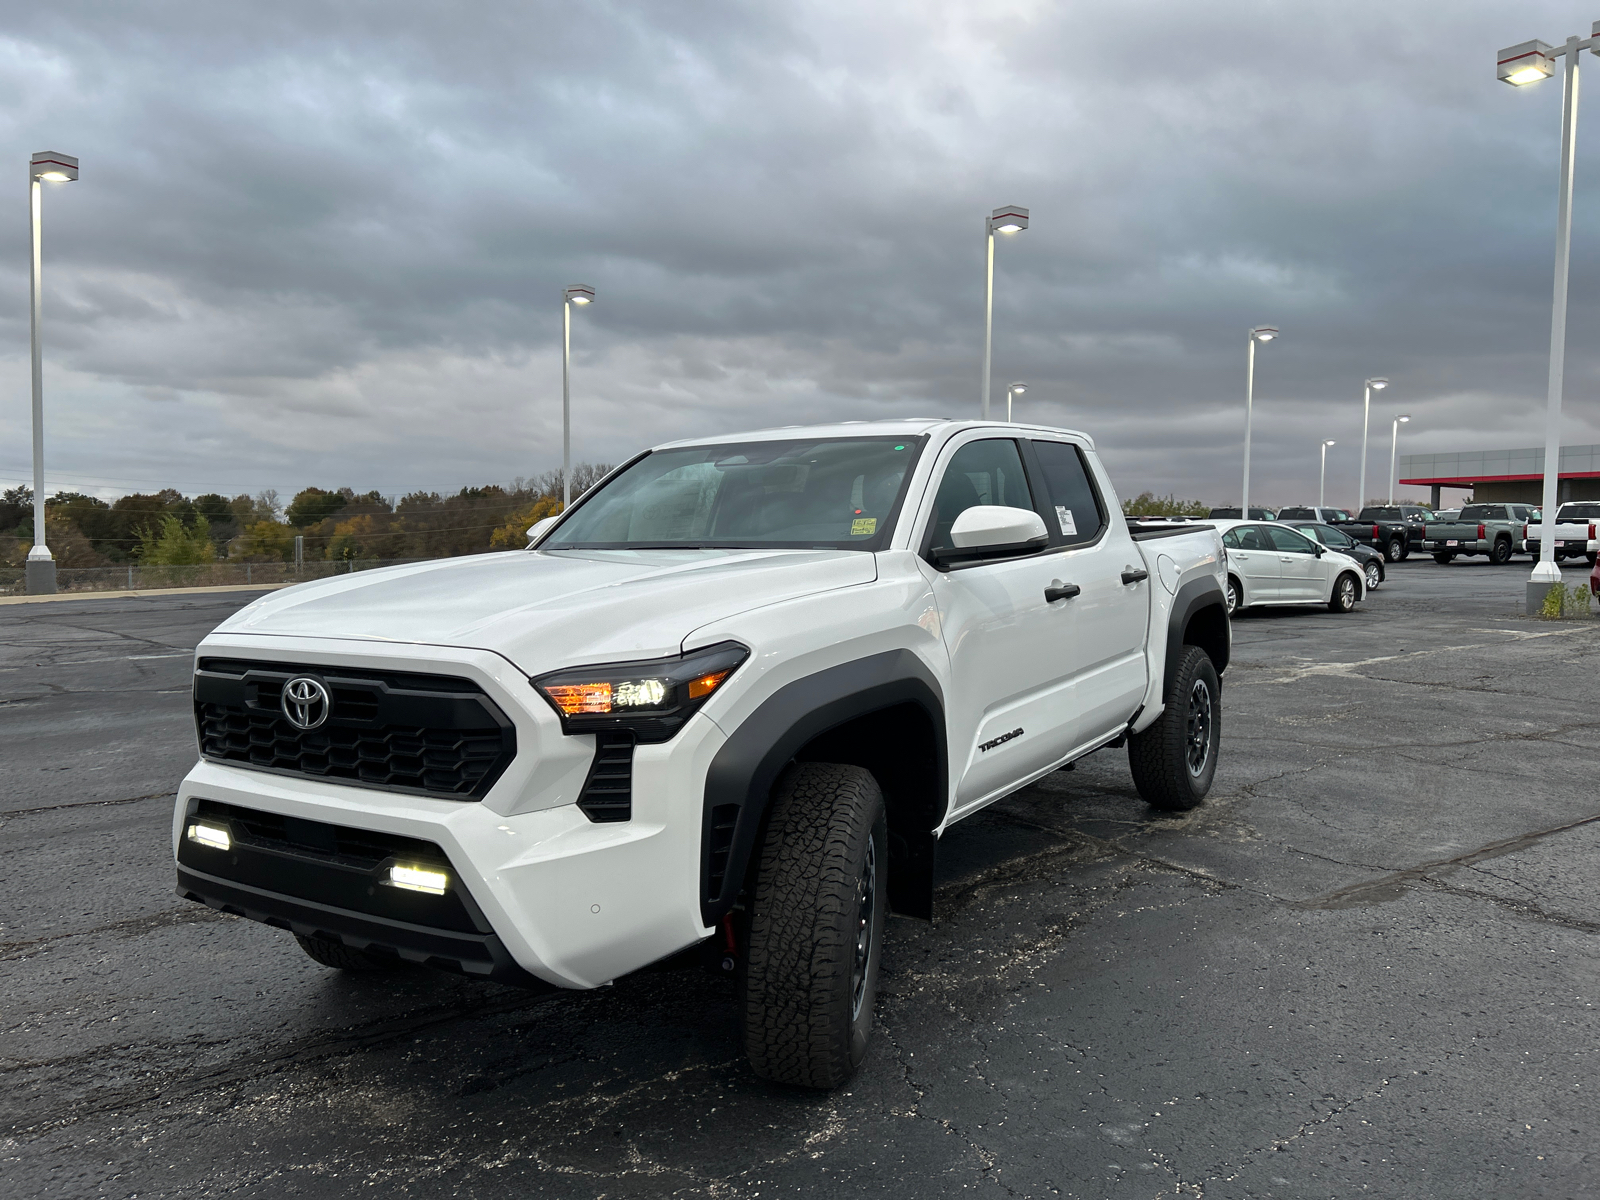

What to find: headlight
left=531, top=641, right=750, bottom=742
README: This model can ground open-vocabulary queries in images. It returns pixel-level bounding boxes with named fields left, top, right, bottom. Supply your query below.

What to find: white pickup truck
left=1524, top=501, right=1600, bottom=566
left=173, top=419, right=1229, bottom=1088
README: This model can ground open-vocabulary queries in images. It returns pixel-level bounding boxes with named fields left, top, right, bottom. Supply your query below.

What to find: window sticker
left=851, top=517, right=877, bottom=536
left=1055, top=506, right=1077, bottom=537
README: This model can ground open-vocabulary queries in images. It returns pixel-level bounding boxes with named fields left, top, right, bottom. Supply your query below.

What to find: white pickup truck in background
left=1524, top=501, right=1600, bottom=565
left=173, top=419, right=1231, bottom=1088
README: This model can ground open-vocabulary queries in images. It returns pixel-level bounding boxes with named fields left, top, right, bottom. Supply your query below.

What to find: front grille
left=578, top=733, right=635, bottom=822
left=195, top=658, right=516, bottom=799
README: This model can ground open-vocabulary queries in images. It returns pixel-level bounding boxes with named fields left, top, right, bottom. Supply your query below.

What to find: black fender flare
left=1166, top=575, right=1230, bottom=691
left=700, top=649, right=946, bottom=926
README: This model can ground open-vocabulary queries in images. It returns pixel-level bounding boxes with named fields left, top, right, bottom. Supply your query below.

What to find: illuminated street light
left=1498, top=22, right=1600, bottom=601
left=1358, top=378, right=1388, bottom=510
left=25, top=151, right=78, bottom=596
left=1389, top=416, right=1411, bottom=504
left=1320, top=440, right=1337, bottom=508
left=561, top=284, right=595, bottom=509
left=1006, top=381, right=1027, bottom=423
left=981, top=206, right=1028, bottom=419
left=1240, top=326, right=1278, bottom=519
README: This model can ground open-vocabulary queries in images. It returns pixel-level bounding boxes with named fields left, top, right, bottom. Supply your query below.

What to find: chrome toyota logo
left=281, top=676, right=331, bottom=730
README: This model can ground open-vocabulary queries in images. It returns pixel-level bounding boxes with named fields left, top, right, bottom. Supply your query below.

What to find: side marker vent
left=577, top=733, right=635, bottom=822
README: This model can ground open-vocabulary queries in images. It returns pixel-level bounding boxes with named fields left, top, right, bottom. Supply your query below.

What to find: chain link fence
left=0, top=557, right=447, bottom=597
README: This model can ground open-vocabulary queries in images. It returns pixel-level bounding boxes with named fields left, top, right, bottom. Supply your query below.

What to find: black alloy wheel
left=1491, top=537, right=1513, bottom=565
left=851, top=834, right=877, bottom=1023
left=1185, top=676, right=1214, bottom=779
left=1127, top=645, right=1221, bottom=811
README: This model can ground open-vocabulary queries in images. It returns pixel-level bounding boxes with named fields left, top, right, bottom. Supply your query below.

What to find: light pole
left=1359, top=378, right=1388, bottom=511
left=1498, top=26, right=1599, bottom=603
left=981, top=206, right=1027, bottom=419
left=1240, top=326, right=1278, bottom=518
left=1006, top=381, right=1027, bottom=422
left=1388, top=416, right=1410, bottom=504
left=25, top=151, right=77, bottom=597
left=1320, top=440, right=1336, bottom=508
left=561, top=284, right=595, bottom=509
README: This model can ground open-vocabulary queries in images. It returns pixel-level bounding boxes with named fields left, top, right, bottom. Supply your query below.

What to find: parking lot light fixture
left=1241, top=326, right=1278, bottom=520
left=1320, top=440, right=1337, bottom=507
left=1389, top=416, right=1410, bottom=504
left=25, top=152, right=78, bottom=597
left=1499, top=27, right=1600, bottom=591
left=561, top=285, right=596, bottom=509
left=1359, top=378, right=1387, bottom=510
left=981, top=206, right=1028, bottom=419
left=1006, top=381, right=1027, bottom=423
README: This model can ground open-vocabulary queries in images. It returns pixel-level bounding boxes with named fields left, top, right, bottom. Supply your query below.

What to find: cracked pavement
left=2, top=560, right=1597, bottom=1197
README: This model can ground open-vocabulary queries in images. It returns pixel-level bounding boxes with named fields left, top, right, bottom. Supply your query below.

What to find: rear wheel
left=1225, top=575, right=1242, bottom=614
left=743, top=762, right=887, bottom=1089
left=1127, top=646, right=1220, bottom=812
left=1385, top=536, right=1404, bottom=562
left=293, top=933, right=407, bottom=972
left=1433, top=552, right=1455, bottom=565
left=1490, top=537, right=1513, bottom=565
left=1328, top=572, right=1359, bottom=613
left=1363, top=561, right=1382, bottom=591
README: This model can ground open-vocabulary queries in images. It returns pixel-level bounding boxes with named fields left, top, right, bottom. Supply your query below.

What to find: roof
left=651, top=418, right=1097, bottom=451
left=1400, top=444, right=1600, bottom=486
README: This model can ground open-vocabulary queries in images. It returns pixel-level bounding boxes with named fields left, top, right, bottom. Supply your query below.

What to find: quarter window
left=1029, top=440, right=1106, bottom=546
left=927, top=439, right=1033, bottom=552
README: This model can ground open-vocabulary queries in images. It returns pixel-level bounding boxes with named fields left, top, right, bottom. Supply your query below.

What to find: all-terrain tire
left=1433, top=552, right=1455, bottom=565
left=742, top=762, right=887, bottom=1089
left=293, top=933, right=407, bottom=972
left=1490, top=537, right=1513, bottom=565
left=1328, top=571, right=1359, bottom=613
left=1127, top=646, right=1220, bottom=812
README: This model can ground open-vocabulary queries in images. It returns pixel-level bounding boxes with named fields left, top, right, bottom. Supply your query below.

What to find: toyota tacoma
left=173, top=419, right=1230, bottom=1088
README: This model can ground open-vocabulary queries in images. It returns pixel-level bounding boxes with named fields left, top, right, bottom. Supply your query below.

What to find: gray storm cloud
left=2, top=0, right=1598, bottom=508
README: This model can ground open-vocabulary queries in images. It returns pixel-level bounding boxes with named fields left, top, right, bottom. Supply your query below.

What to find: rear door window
left=1028, top=440, right=1107, bottom=547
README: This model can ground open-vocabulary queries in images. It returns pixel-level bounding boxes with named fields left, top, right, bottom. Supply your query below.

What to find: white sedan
left=1211, top=520, right=1367, bottom=615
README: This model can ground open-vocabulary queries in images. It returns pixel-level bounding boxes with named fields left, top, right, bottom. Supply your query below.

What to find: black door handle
left=1044, top=583, right=1081, bottom=603
left=1121, top=568, right=1149, bottom=585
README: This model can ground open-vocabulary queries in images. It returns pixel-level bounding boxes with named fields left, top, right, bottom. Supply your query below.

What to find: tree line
left=0, top=464, right=613, bottom=568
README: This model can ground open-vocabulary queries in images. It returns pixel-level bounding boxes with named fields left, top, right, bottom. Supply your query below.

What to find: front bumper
left=174, top=636, right=727, bottom=990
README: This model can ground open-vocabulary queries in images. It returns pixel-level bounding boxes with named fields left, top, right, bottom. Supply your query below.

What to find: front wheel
left=1127, top=645, right=1220, bottom=812
left=1385, top=536, right=1404, bottom=562
left=1363, top=561, right=1382, bottom=591
left=1225, top=575, right=1242, bottom=614
left=743, top=762, right=887, bottom=1089
left=1328, top=572, right=1359, bottom=613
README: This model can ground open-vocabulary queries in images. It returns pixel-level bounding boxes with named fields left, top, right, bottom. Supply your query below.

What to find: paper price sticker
left=851, top=517, right=878, bottom=536
left=1055, top=506, right=1077, bottom=536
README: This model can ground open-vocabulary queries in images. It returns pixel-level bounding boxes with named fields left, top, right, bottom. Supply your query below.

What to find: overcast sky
left=4, top=0, right=1600, bottom=509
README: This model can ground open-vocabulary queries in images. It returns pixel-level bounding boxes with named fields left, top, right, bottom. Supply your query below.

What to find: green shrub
left=1538, top=582, right=1592, bottom=619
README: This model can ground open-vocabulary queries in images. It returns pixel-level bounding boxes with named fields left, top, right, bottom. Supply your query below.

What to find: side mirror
left=1314, top=543, right=1325, bottom=557
left=526, top=516, right=557, bottom=547
left=932, top=505, right=1048, bottom=566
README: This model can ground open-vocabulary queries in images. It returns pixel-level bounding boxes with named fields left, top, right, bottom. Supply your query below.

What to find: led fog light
left=186, top=822, right=231, bottom=851
left=388, top=864, right=449, bottom=895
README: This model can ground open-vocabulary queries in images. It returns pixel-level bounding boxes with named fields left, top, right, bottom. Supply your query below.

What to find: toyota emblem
left=281, top=676, right=331, bottom=730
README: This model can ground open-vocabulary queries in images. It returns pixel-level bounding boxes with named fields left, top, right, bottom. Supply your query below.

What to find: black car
left=1209, top=506, right=1277, bottom=520
left=1285, top=521, right=1385, bottom=592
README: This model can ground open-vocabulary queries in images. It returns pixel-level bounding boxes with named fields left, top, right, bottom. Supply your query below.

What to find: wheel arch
left=1168, top=577, right=1230, bottom=692
left=701, top=650, right=947, bottom=926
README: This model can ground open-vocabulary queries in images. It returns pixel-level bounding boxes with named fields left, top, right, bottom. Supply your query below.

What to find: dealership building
left=1399, top=444, right=1600, bottom=507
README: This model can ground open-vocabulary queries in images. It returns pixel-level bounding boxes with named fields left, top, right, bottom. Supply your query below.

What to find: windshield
left=543, top=436, right=926, bottom=551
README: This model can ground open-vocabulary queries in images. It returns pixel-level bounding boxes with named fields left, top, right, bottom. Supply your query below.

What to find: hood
left=214, top=548, right=877, bottom=675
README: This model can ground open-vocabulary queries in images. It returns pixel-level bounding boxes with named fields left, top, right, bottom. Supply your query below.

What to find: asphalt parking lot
left=3, top=558, right=1597, bottom=1198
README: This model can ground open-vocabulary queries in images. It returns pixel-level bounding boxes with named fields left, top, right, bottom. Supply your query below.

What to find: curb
left=0, top=583, right=287, bottom=607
